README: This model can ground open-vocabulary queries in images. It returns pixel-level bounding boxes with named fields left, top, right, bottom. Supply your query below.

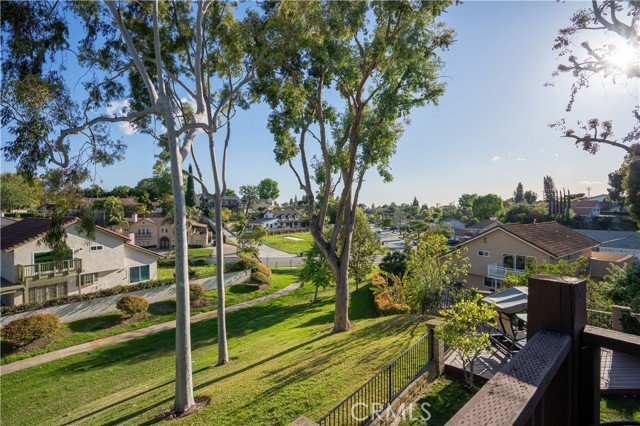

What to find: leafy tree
left=436, top=294, right=495, bottom=389
left=623, top=159, right=640, bottom=224
left=225, top=189, right=237, bottom=197
left=93, top=196, right=125, bottom=226
left=257, top=178, right=280, bottom=200
left=412, top=196, right=419, bottom=207
left=549, top=0, right=639, bottom=157
left=380, top=251, right=408, bottom=278
left=185, top=165, right=197, bottom=208
left=404, top=233, right=469, bottom=314
left=523, top=190, right=538, bottom=205
left=299, top=243, right=335, bottom=303
left=608, top=164, right=628, bottom=209
left=408, top=220, right=430, bottom=239
left=0, top=173, right=43, bottom=211
left=84, top=184, right=104, bottom=199
left=458, top=193, right=477, bottom=219
left=240, top=184, right=259, bottom=214
left=472, top=194, right=503, bottom=220
left=503, top=256, right=590, bottom=288
left=110, top=185, right=132, bottom=198
left=237, top=226, right=268, bottom=257
left=255, top=1, right=456, bottom=332
left=349, top=208, right=380, bottom=291
left=606, top=259, right=640, bottom=313
left=543, top=176, right=556, bottom=202
left=501, top=203, right=549, bottom=224
left=133, top=169, right=172, bottom=201
left=513, top=182, right=524, bottom=203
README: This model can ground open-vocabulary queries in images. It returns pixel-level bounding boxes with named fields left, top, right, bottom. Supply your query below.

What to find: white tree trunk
left=214, top=190, right=229, bottom=365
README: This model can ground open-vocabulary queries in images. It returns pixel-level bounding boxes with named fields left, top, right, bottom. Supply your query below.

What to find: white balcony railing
left=17, top=259, right=82, bottom=282
left=487, top=263, right=525, bottom=279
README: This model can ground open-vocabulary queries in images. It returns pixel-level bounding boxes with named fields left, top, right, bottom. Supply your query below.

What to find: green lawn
left=157, top=263, right=217, bottom=280
left=167, top=248, right=215, bottom=259
left=1, top=269, right=298, bottom=365
left=1, top=283, right=424, bottom=426
left=263, top=232, right=315, bottom=255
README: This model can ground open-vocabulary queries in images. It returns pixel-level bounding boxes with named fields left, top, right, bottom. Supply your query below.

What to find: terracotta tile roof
left=500, top=222, right=600, bottom=258
left=1, top=217, right=79, bottom=252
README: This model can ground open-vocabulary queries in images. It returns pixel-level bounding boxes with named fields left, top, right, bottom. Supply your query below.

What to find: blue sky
left=2, top=1, right=638, bottom=206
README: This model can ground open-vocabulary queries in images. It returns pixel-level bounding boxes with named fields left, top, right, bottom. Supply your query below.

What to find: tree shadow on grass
left=228, top=284, right=260, bottom=295
left=148, top=300, right=177, bottom=315
left=67, top=313, right=124, bottom=333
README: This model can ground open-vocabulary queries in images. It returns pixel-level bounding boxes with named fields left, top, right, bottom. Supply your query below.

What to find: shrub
left=254, top=262, right=272, bottom=278
left=373, top=290, right=410, bottom=316
left=228, top=255, right=259, bottom=272
left=116, top=295, right=149, bottom=317
left=251, top=271, right=270, bottom=285
left=371, top=272, right=386, bottom=287
left=191, top=258, right=208, bottom=267
left=2, top=314, right=61, bottom=345
left=158, top=259, right=175, bottom=267
left=189, top=283, right=206, bottom=302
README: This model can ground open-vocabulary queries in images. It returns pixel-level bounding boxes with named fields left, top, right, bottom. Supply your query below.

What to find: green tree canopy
left=257, top=178, right=280, bottom=200
left=513, top=182, right=524, bottom=203
left=0, top=173, right=43, bottom=211
left=472, top=194, right=503, bottom=220
left=349, top=208, right=380, bottom=290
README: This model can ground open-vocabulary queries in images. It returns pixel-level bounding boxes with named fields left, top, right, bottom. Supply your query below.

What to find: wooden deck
left=445, top=345, right=640, bottom=393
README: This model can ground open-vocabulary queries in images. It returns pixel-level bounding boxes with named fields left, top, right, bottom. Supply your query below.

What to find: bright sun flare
left=607, top=43, right=639, bottom=69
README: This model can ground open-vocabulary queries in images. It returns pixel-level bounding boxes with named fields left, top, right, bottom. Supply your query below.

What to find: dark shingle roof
left=1, top=217, right=79, bottom=252
left=500, top=222, right=599, bottom=258
left=468, top=219, right=499, bottom=230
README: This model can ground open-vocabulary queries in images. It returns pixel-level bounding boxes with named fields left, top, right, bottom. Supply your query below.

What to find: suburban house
left=467, top=219, right=500, bottom=235
left=0, top=217, right=159, bottom=306
left=576, top=230, right=640, bottom=260
left=109, top=213, right=212, bottom=249
left=450, top=221, right=599, bottom=291
left=197, top=194, right=242, bottom=210
left=441, top=217, right=466, bottom=230
left=255, top=198, right=276, bottom=211
left=570, top=200, right=603, bottom=220
left=448, top=227, right=473, bottom=245
left=248, top=209, right=304, bottom=230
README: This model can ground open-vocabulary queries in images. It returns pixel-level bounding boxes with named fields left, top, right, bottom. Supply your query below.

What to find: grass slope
left=1, top=269, right=298, bottom=365
left=1, top=283, right=424, bottom=426
left=263, top=232, right=315, bottom=255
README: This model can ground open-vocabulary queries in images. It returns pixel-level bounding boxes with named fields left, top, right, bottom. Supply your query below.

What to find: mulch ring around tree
left=158, top=397, right=211, bottom=421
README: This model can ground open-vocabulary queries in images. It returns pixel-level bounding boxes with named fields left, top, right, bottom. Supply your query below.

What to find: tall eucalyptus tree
left=254, top=0, right=456, bottom=331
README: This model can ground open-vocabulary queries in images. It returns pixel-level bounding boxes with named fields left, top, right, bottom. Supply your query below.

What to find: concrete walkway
left=1, top=282, right=302, bottom=376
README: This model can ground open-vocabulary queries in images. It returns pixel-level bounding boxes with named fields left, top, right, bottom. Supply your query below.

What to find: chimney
left=129, top=233, right=136, bottom=244
left=132, top=213, right=138, bottom=222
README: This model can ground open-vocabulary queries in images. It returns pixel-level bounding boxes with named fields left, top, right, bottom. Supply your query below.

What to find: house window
left=502, top=254, right=535, bottom=271
left=81, top=273, right=98, bottom=285
left=195, top=239, right=201, bottom=245
left=29, top=283, right=68, bottom=303
left=161, top=227, right=169, bottom=234
left=90, top=243, right=103, bottom=251
left=136, top=228, right=150, bottom=236
left=483, top=277, right=502, bottom=291
left=478, top=250, right=490, bottom=257
left=130, top=265, right=150, bottom=283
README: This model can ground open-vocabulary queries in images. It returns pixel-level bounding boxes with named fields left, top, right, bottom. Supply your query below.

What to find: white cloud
left=539, top=149, right=544, bottom=153
left=516, top=157, right=525, bottom=162
left=579, top=181, right=603, bottom=185
left=491, top=155, right=502, bottom=162
left=105, top=100, right=138, bottom=136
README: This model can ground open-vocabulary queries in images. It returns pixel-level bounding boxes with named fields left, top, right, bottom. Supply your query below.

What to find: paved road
left=371, top=225, right=406, bottom=252
left=0, top=282, right=302, bottom=376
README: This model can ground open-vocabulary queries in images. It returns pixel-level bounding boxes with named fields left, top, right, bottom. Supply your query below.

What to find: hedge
left=251, top=271, right=270, bottom=285
left=2, top=314, right=61, bottom=345
left=117, top=295, right=149, bottom=317
left=0, top=278, right=174, bottom=316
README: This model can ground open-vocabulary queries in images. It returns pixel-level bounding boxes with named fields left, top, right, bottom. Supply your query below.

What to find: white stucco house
left=1, top=217, right=160, bottom=306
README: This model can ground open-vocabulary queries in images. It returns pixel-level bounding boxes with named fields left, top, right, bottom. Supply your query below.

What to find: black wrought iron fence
left=317, top=333, right=430, bottom=426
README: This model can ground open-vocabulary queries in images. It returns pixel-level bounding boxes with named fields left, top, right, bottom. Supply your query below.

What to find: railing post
left=611, top=305, right=630, bottom=333
left=426, top=319, right=444, bottom=375
left=528, top=274, right=588, bottom=426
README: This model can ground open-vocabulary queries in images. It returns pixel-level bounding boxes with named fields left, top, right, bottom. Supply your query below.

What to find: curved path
left=1, top=282, right=302, bottom=376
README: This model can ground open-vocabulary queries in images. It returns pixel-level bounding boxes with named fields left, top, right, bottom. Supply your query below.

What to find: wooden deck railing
left=447, top=274, right=640, bottom=426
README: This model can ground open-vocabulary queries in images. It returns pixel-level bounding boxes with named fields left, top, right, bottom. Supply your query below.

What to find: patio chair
left=497, top=311, right=526, bottom=352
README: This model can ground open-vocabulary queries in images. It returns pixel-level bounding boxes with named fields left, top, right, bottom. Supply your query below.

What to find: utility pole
left=586, top=187, right=592, bottom=197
